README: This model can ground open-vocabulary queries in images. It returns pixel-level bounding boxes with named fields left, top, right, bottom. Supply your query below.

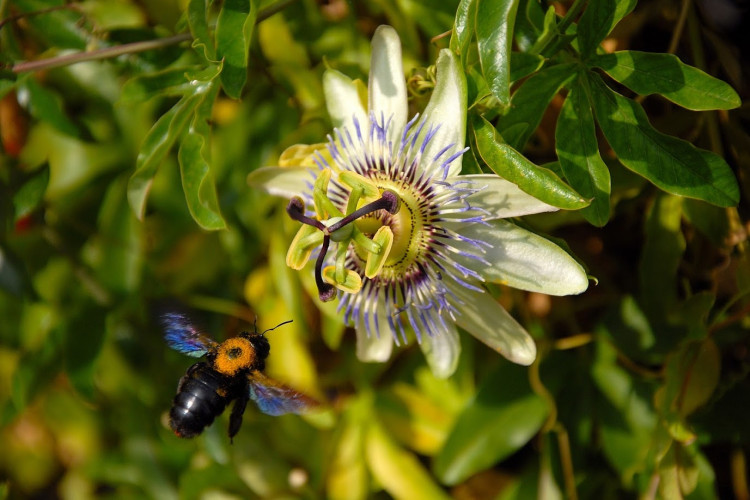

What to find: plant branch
left=9, top=33, right=193, bottom=73
left=6, top=0, right=299, bottom=74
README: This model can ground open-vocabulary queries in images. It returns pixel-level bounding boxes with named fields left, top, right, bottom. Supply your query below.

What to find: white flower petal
left=368, top=25, right=407, bottom=139
left=419, top=49, right=466, bottom=178
left=323, top=69, right=367, bottom=130
left=446, top=276, right=537, bottom=366
left=355, top=303, right=394, bottom=362
left=462, top=174, right=559, bottom=218
left=453, top=220, right=590, bottom=296
left=247, top=166, right=312, bottom=199
left=419, top=322, right=461, bottom=378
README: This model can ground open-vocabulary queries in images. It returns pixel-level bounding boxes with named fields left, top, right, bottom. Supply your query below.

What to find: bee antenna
left=260, top=319, right=293, bottom=336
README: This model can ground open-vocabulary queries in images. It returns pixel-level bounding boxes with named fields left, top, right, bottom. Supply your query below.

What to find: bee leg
left=228, top=391, right=249, bottom=443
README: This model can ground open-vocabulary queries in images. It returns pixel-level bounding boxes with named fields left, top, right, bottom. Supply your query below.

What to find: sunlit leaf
left=588, top=72, right=740, bottom=207
left=556, top=80, right=610, bottom=226
left=434, top=362, right=548, bottom=485
left=450, top=0, right=476, bottom=61
left=128, top=65, right=221, bottom=220
left=366, top=419, right=450, bottom=500
left=473, top=115, right=588, bottom=210
left=216, top=0, right=259, bottom=99
left=590, top=51, right=741, bottom=111
left=476, top=0, right=520, bottom=106
left=327, top=396, right=370, bottom=500
left=658, top=443, right=700, bottom=499
left=178, top=84, right=227, bottom=231
left=120, top=67, right=200, bottom=104
left=376, top=383, right=453, bottom=455
left=20, top=123, right=122, bottom=199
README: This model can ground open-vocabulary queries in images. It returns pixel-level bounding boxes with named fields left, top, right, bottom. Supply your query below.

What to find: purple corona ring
left=249, top=26, right=589, bottom=377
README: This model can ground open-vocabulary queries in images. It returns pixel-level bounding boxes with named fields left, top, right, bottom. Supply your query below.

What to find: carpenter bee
left=162, top=312, right=318, bottom=440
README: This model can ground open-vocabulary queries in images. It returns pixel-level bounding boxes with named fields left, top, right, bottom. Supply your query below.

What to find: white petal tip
left=355, top=329, right=393, bottom=362
left=504, top=342, right=537, bottom=366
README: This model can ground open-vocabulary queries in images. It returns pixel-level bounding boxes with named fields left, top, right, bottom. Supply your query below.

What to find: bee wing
left=161, top=311, right=217, bottom=357
left=247, top=371, right=319, bottom=416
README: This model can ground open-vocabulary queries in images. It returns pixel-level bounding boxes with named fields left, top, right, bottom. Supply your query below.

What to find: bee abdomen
left=169, top=363, right=231, bottom=438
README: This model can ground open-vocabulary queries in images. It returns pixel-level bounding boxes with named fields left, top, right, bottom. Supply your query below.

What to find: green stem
left=530, top=0, right=588, bottom=56
left=556, top=0, right=587, bottom=37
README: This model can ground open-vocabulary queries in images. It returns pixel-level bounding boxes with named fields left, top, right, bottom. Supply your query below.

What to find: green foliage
left=0, top=0, right=748, bottom=498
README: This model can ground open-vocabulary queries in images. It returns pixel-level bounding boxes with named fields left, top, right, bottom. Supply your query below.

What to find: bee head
left=246, top=333, right=270, bottom=370
left=236, top=318, right=292, bottom=372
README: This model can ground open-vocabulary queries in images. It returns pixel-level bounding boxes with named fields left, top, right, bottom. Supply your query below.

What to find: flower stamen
left=286, top=185, right=401, bottom=302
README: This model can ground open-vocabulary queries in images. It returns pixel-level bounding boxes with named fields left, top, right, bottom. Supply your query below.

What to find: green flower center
left=353, top=179, right=429, bottom=282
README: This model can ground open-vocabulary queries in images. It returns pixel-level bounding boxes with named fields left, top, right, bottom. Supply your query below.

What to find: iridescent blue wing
left=247, top=371, right=319, bottom=416
left=161, top=311, right=217, bottom=357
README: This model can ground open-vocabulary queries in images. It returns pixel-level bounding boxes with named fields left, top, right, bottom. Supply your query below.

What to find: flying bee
left=162, top=312, right=318, bottom=440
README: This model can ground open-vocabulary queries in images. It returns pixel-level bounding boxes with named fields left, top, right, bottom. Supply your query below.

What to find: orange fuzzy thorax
left=213, top=337, right=255, bottom=376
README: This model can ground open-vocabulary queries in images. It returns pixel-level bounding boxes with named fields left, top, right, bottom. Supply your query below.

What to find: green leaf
left=527, top=5, right=558, bottom=54
left=476, top=0, right=520, bottom=106
left=590, top=51, right=741, bottom=111
left=13, top=167, right=49, bottom=221
left=682, top=199, right=730, bottom=246
left=509, top=52, right=545, bottom=83
left=22, top=78, right=79, bottom=137
left=93, top=177, right=144, bottom=293
left=661, top=339, right=721, bottom=419
left=366, top=419, right=450, bottom=500
left=64, top=306, right=106, bottom=401
left=577, top=0, right=637, bottom=58
left=127, top=65, right=221, bottom=220
left=376, top=383, right=453, bottom=455
left=178, top=83, right=227, bottom=231
left=188, top=0, right=217, bottom=61
left=450, top=0, right=476, bottom=61
left=592, top=339, right=659, bottom=478
left=473, top=115, right=588, bottom=209
left=12, top=0, right=88, bottom=50
left=556, top=81, right=611, bottom=226
left=128, top=96, right=200, bottom=220
left=120, top=67, right=199, bottom=104
left=639, top=193, right=685, bottom=319
left=0, top=78, right=18, bottom=101
left=658, top=443, right=701, bottom=498
left=434, top=362, right=547, bottom=485
left=587, top=72, right=740, bottom=207
left=499, top=62, right=576, bottom=150
left=216, top=0, right=259, bottom=99
left=328, top=397, right=369, bottom=500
